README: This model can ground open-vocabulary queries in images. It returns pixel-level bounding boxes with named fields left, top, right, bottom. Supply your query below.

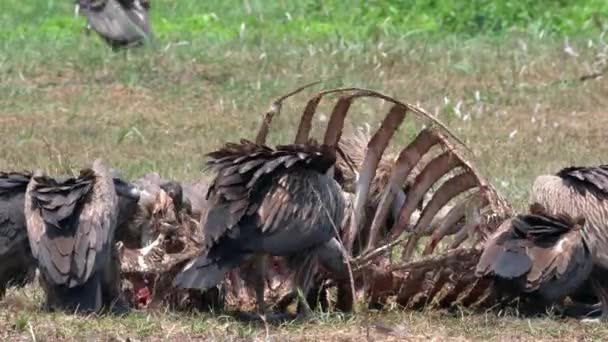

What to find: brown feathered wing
left=0, top=172, right=31, bottom=255
left=0, top=172, right=34, bottom=294
left=26, top=164, right=118, bottom=288
left=557, top=165, right=608, bottom=197
left=202, top=139, right=336, bottom=249
left=476, top=206, right=592, bottom=301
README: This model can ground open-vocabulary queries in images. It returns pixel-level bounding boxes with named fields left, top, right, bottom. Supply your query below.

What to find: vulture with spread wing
left=75, top=0, right=153, bottom=49
left=476, top=204, right=592, bottom=310
left=25, top=160, right=125, bottom=313
left=0, top=172, right=36, bottom=298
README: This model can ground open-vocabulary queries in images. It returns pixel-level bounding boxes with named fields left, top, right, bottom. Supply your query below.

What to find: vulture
left=0, top=172, right=36, bottom=298
left=0, top=170, right=140, bottom=301
left=115, top=173, right=203, bottom=249
left=476, top=204, right=592, bottom=310
left=478, top=165, right=608, bottom=319
left=526, top=165, right=608, bottom=320
left=75, top=0, right=153, bottom=49
left=174, top=141, right=351, bottom=318
left=113, top=175, right=142, bottom=231
left=25, top=160, right=128, bottom=313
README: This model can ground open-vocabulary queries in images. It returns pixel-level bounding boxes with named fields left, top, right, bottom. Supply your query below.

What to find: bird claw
left=581, top=317, right=602, bottom=324
left=235, top=311, right=295, bottom=323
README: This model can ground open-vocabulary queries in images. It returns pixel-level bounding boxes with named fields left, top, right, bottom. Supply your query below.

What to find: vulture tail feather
left=174, top=253, right=245, bottom=290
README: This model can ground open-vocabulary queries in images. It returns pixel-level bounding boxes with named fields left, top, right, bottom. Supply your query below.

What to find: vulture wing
left=0, top=172, right=31, bottom=255
left=25, top=161, right=118, bottom=288
left=202, top=139, right=336, bottom=249
left=0, top=172, right=34, bottom=294
left=174, top=140, right=341, bottom=289
left=557, top=165, right=608, bottom=197
left=476, top=208, right=592, bottom=301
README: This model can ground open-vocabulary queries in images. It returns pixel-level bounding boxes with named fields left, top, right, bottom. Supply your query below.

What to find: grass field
left=1, top=1, right=608, bottom=340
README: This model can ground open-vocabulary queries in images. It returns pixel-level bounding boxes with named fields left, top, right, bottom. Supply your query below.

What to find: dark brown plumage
left=529, top=165, right=608, bottom=320
left=75, top=0, right=153, bottom=49
left=174, top=139, right=348, bottom=317
left=25, top=160, right=123, bottom=313
left=476, top=204, right=592, bottom=307
left=556, top=165, right=608, bottom=197
left=0, top=172, right=36, bottom=298
left=0, top=168, right=141, bottom=301
left=112, top=176, right=141, bottom=235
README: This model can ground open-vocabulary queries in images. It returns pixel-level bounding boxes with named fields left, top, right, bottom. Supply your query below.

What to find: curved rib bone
left=294, top=88, right=375, bottom=144
left=425, top=194, right=469, bottom=236
left=343, top=103, right=408, bottom=252
left=364, top=129, right=441, bottom=251
left=293, top=87, right=472, bottom=152
left=391, top=149, right=464, bottom=240
left=449, top=193, right=488, bottom=248
left=421, top=191, right=489, bottom=255
left=255, top=81, right=322, bottom=145
left=401, top=171, right=478, bottom=261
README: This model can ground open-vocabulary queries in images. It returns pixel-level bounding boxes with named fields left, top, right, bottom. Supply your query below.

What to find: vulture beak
left=113, top=178, right=142, bottom=200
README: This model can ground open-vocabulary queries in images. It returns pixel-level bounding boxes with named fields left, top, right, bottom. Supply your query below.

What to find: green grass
left=3, top=285, right=608, bottom=341
left=2, top=0, right=608, bottom=44
left=1, top=1, right=608, bottom=340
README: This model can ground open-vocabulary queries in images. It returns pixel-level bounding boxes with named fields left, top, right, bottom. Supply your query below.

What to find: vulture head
left=117, top=176, right=205, bottom=310
left=112, top=176, right=141, bottom=229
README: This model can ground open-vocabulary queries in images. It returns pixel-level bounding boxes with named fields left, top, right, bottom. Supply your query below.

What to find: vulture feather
left=528, top=164, right=608, bottom=320
left=0, top=171, right=139, bottom=300
left=0, top=172, right=36, bottom=298
left=25, top=160, right=123, bottom=313
left=476, top=204, right=592, bottom=304
left=175, top=139, right=350, bottom=317
left=75, top=0, right=153, bottom=49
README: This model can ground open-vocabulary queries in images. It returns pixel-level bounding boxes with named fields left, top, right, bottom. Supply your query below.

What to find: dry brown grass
left=3, top=285, right=608, bottom=341
left=1, top=34, right=608, bottom=340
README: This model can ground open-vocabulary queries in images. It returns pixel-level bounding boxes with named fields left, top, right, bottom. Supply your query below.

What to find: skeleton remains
left=116, top=85, right=519, bottom=314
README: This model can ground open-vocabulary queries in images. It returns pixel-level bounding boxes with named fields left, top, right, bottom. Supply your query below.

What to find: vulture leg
left=0, top=283, right=6, bottom=299
left=589, top=271, right=608, bottom=323
left=560, top=301, right=602, bottom=319
left=252, top=254, right=267, bottom=315
left=291, top=252, right=317, bottom=320
left=102, top=245, right=129, bottom=314
left=314, top=238, right=353, bottom=312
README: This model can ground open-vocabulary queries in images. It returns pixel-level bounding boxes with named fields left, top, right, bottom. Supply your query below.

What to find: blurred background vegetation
left=0, top=0, right=606, bottom=203
left=2, top=0, right=607, bottom=43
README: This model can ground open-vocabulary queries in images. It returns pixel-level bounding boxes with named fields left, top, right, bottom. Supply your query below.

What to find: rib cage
left=110, top=85, right=514, bottom=312
left=256, top=86, right=513, bottom=310
left=367, top=248, right=497, bottom=310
